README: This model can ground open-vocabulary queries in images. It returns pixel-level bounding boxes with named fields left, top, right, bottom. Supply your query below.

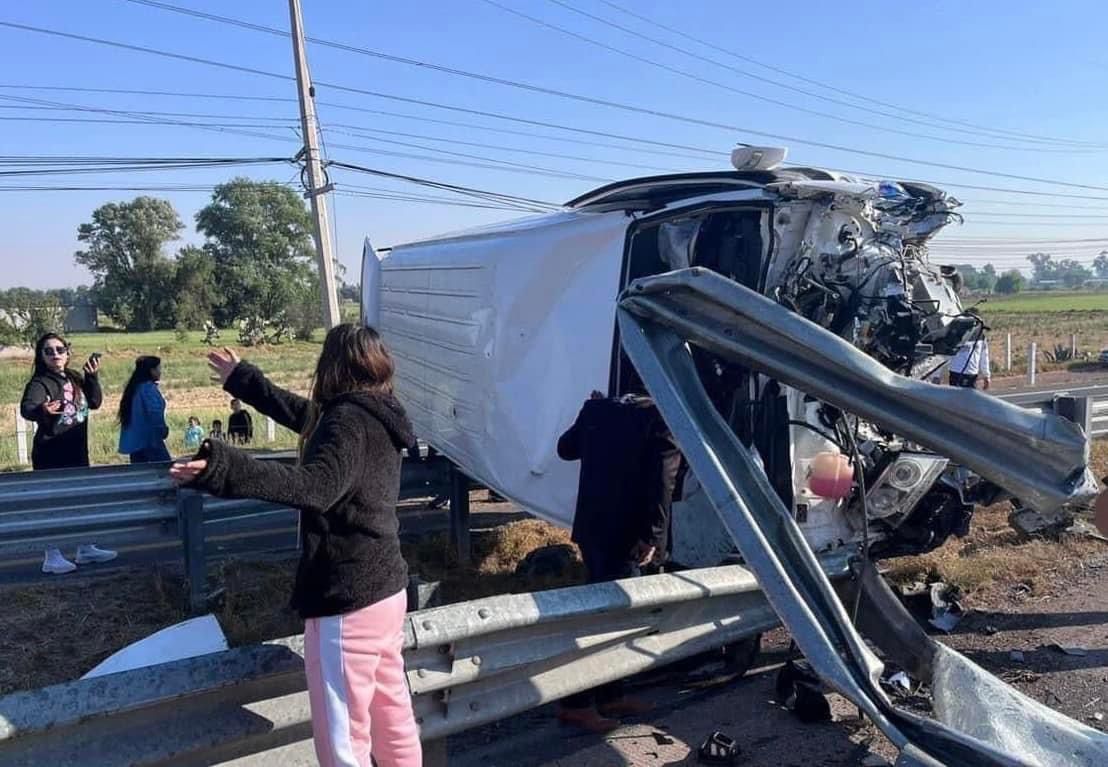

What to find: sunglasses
left=43, top=346, right=69, bottom=357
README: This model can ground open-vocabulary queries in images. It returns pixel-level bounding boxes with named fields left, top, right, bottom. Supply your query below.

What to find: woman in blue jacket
left=118, top=356, right=171, bottom=463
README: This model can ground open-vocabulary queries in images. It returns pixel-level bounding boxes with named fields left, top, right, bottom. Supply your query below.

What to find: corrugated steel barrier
left=0, top=558, right=848, bottom=765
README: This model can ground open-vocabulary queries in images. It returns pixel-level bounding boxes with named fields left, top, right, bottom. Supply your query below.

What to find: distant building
left=62, top=304, right=98, bottom=332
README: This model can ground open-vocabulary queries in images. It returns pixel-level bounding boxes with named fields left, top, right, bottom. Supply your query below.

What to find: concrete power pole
left=288, top=0, right=341, bottom=329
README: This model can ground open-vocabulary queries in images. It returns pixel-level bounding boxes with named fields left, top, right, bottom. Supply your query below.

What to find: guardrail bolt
left=477, top=608, right=490, bottom=620
left=422, top=620, right=434, bottom=631
left=471, top=656, right=482, bottom=667
left=417, top=669, right=427, bottom=678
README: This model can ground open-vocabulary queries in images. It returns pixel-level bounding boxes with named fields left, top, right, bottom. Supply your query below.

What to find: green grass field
left=0, top=329, right=320, bottom=470
left=981, top=291, right=1108, bottom=314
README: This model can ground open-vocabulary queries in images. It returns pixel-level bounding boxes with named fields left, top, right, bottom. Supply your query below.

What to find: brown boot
left=557, top=706, right=620, bottom=733
left=597, top=697, right=653, bottom=718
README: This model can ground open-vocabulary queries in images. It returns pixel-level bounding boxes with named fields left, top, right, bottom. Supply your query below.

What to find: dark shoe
left=597, top=696, right=653, bottom=718
left=557, top=706, right=619, bottom=734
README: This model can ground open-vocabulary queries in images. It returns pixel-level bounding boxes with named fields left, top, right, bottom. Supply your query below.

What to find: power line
left=323, top=123, right=683, bottom=173
left=488, top=0, right=1101, bottom=153
left=324, top=159, right=562, bottom=211
left=595, top=0, right=1105, bottom=149
left=0, top=84, right=727, bottom=162
left=12, top=82, right=1108, bottom=209
left=26, top=9, right=1105, bottom=192
left=0, top=92, right=614, bottom=185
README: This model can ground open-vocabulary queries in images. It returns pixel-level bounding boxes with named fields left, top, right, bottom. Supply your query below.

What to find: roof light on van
left=731, top=145, right=788, bottom=172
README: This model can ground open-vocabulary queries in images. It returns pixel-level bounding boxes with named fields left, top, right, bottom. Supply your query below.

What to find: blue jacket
left=119, top=382, right=169, bottom=454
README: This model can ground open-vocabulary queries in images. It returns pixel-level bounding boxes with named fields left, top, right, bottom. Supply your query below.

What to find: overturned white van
left=362, top=149, right=1078, bottom=566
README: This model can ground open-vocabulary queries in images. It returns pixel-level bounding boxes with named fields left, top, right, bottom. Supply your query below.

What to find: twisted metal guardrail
left=0, top=558, right=835, bottom=766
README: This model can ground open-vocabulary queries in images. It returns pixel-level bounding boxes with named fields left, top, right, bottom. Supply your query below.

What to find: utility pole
left=288, top=0, right=341, bottom=329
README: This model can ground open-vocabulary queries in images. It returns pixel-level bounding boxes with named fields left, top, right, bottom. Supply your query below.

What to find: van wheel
left=721, top=633, right=761, bottom=678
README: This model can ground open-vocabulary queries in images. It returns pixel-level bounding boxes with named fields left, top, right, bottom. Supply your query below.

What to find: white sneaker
left=76, top=544, right=118, bottom=564
left=43, top=548, right=77, bottom=574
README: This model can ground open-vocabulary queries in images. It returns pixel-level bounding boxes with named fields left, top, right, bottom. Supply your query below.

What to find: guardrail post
left=1028, top=342, right=1037, bottom=386
left=1005, top=333, right=1012, bottom=372
left=1053, top=395, right=1093, bottom=436
left=177, top=490, right=207, bottom=613
left=449, top=464, right=471, bottom=565
left=14, top=406, right=28, bottom=465
left=423, top=739, right=448, bottom=767
left=265, top=416, right=276, bottom=442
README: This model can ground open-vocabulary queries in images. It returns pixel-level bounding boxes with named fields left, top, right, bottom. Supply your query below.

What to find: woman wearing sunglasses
left=20, top=332, right=117, bottom=574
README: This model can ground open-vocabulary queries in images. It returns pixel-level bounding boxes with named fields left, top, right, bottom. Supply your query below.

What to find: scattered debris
left=651, top=731, right=675, bottom=746
left=1009, top=507, right=1076, bottom=539
left=1047, top=643, right=1089, bottom=657
left=775, top=659, right=832, bottom=723
left=881, top=671, right=913, bottom=696
left=897, top=580, right=966, bottom=633
left=697, top=730, right=740, bottom=765
left=1092, top=713, right=1105, bottom=723
left=929, top=586, right=966, bottom=632
left=861, top=755, right=893, bottom=767
left=984, top=624, right=1000, bottom=636
left=1001, top=669, right=1040, bottom=685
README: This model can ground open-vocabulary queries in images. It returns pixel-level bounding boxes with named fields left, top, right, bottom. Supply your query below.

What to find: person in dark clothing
left=170, top=325, right=421, bottom=767
left=20, top=333, right=116, bottom=573
left=227, top=398, right=254, bottom=444
left=555, top=390, right=682, bottom=733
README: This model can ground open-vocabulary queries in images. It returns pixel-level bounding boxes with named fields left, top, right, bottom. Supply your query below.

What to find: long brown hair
left=300, top=323, right=396, bottom=449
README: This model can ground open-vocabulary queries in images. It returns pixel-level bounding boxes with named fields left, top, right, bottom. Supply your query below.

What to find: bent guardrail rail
left=617, top=267, right=1108, bottom=766
left=0, top=560, right=832, bottom=765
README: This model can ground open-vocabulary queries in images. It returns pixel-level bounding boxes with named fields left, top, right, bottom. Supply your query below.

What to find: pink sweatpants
left=304, top=590, right=422, bottom=767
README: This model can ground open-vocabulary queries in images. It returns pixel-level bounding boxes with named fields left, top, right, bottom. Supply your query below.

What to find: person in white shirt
left=949, top=336, right=991, bottom=390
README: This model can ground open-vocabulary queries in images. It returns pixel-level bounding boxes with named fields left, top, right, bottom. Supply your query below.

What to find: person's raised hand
left=208, top=347, right=241, bottom=385
left=169, top=459, right=208, bottom=485
left=83, top=357, right=100, bottom=376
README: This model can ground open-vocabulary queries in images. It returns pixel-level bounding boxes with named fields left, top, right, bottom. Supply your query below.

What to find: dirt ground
left=447, top=548, right=1108, bottom=767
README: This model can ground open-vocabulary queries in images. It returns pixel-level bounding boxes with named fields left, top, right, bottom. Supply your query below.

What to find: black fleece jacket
left=557, top=395, right=681, bottom=561
left=20, top=370, right=102, bottom=470
left=189, top=362, right=416, bottom=619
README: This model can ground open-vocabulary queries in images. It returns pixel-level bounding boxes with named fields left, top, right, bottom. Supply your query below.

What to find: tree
left=1026, top=252, right=1055, bottom=284
left=0, top=288, right=67, bottom=344
left=173, top=246, right=220, bottom=329
left=954, top=264, right=997, bottom=293
left=994, top=270, right=1025, bottom=295
left=1055, top=258, right=1092, bottom=288
left=75, top=197, right=182, bottom=331
left=196, top=179, right=316, bottom=328
left=1094, top=251, right=1108, bottom=279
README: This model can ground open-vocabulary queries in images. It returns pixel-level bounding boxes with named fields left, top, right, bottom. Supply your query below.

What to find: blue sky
left=2, top=0, right=1107, bottom=289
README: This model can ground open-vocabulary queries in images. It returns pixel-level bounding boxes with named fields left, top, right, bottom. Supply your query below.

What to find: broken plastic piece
left=1048, top=644, right=1089, bottom=658
left=697, top=730, right=740, bottom=765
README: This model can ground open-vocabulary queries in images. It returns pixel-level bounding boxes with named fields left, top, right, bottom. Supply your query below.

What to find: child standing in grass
left=184, top=416, right=204, bottom=450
